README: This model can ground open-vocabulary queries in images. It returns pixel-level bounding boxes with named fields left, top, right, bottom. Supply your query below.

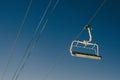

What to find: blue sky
left=0, top=0, right=120, bottom=80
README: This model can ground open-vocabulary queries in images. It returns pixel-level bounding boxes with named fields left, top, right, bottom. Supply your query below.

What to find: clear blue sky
left=0, top=0, right=120, bottom=80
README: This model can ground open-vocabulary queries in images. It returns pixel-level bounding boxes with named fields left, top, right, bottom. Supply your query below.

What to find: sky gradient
left=0, top=0, right=120, bottom=80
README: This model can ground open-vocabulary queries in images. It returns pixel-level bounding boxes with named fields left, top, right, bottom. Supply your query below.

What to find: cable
left=75, top=27, right=86, bottom=40
left=0, top=0, right=33, bottom=80
left=11, top=0, right=53, bottom=80
left=86, top=0, right=107, bottom=25
left=35, top=0, right=60, bottom=45
left=37, top=1, right=69, bottom=80
left=42, top=50, right=67, bottom=80
left=76, top=0, right=107, bottom=39
left=34, top=0, right=52, bottom=34
left=12, top=0, right=61, bottom=80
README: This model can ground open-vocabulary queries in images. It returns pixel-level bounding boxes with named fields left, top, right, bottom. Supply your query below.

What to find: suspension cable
left=11, top=0, right=55, bottom=80
left=87, top=0, right=107, bottom=25
left=76, top=0, right=107, bottom=40
left=1, top=0, right=33, bottom=80
left=42, top=50, right=67, bottom=80
left=14, top=0, right=60, bottom=80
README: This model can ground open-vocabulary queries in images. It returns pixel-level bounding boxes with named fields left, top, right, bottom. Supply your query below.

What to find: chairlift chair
left=70, top=25, right=101, bottom=60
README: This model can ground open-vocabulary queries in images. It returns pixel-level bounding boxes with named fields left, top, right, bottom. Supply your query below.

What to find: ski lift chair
left=70, top=25, right=101, bottom=60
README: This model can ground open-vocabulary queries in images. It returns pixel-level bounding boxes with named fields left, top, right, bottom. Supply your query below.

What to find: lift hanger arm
left=84, top=25, right=92, bottom=43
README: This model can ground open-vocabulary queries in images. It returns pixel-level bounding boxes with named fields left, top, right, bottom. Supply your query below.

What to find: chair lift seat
left=72, top=51, right=101, bottom=60
left=70, top=25, right=102, bottom=60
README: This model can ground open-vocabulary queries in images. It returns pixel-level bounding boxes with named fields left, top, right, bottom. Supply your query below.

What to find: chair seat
left=72, top=51, right=101, bottom=60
